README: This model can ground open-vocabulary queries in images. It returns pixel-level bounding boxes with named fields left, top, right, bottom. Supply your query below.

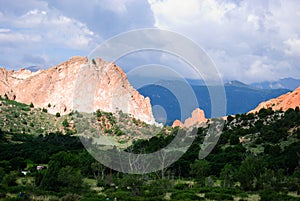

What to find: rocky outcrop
left=249, top=86, right=300, bottom=113
left=172, top=108, right=207, bottom=128
left=172, top=120, right=183, bottom=128
left=0, top=56, right=155, bottom=124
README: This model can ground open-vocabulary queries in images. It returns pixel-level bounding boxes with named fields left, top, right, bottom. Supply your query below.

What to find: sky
left=0, top=0, right=299, bottom=83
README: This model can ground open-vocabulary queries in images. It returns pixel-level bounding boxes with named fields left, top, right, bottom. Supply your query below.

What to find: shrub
left=61, top=193, right=81, bottom=201
left=21, top=107, right=30, bottom=111
left=0, top=187, right=6, bottom=199
left=171, top=191, right=202, bottom=200
left=62, top=119, right=69, bottom=127
left=42, top=108, right=47, bottom=113
left=227, top=115, right=234, bottom=123
left=29, top=102, right=34, bottom=108
left=173, top=183, right=190, bottom=190
left=56, top=112, right=60, bottom=117
left=96, top=109, right=102, bottom=118
left=229, top=134, right=239, bottom=145
left=259, top=190, right=293, bottom=201
left=204, top=192, right=233, bottom=200
left=296, top=129, right=300, bottom=139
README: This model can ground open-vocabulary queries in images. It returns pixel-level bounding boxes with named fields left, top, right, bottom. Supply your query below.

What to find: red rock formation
left=172, top=120, right=183, bottom=128
left=172, top=108, right=207, bottom=128
left=0, top=56, right=155, bottom=124
left=249, top=86, right=300, bottom=113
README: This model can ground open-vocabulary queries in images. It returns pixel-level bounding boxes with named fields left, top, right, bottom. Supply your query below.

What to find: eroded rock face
left=0, top=56, right=155, bottom=124
left=172, top=108, right=207, bottom=128
left=249, top=86, right=300, bottom=113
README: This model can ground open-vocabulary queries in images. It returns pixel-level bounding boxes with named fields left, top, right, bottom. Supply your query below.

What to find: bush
left=56, top=112, right=61, bottom=117
left=171, top=191, right=202, bottom=200
left=96, top=109, right=102, bottom=118
left=259, top=190, right=294, bottom=201
left=61, top=193, right=81, bottom=201
left=2, top=171, right=19, bottom=186
left=229, top=134, right=239, bottom=145
left=227, top=115, right=234, bottom=123
left=110, top=190, right=133, bottom=201
left=42, top=108, right=47, bottom=113
left=29, top=102, right=34, bottom=108
left=62, top=119, right=69, bottom=127
left=296, top=129, right=300, bottom=139
left=0, top=189, right=6, bottom=199
left=173, top=183, right=190, bottom=190
left=204, top=192, right=233, bottom=200
left=21, top=107, right=30, bottom=111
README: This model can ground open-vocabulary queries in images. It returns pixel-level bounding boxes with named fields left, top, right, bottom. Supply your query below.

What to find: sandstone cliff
left=172, top=108, right=207, bottom=128
left=0, top=56, right=155, bottom=124
left=249, top=86, right=300, bottom=113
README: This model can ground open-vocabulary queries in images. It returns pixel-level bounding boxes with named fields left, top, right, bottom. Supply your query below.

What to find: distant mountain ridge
left=250, top=77, right=300, bottom=91
left=137, top=80, right=289, bottom=125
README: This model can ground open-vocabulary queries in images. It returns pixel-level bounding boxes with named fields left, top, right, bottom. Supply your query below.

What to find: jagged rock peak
left=0, top=56, right=156, bottom=124
left=172, top=108, right=207, bottom=128
left=249, top=85, right=300, bottom=113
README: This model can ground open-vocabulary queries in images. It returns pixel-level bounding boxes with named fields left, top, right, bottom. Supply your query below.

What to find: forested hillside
left=1, top=97, right=300, bottom=200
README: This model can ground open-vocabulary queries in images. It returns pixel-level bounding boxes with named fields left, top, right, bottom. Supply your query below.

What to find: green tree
left=220, top=164, right=235, bottom=188
left=0, top=167, right=5, bottom=183
left=9, top=157, right=26, bottom=171
left=96, top=109, right=102, bottom=118
left=40, top=151, right=79, bottom=191
left=229, top=134, right=239, bottom=145
left=2, top=171, right=18, bottom=186
left=190, top=159, right=211, bottom=180
left=118, top=174, right=146, bottom=196
left=58, top=165, right=83, bottom=191
left=56, top=112, right=61, bottom=117
left=0, top=129, right=5, bottom=142
left=91, top=162, right=107, bottom=181
left=237, top=156, right=265, bottom=190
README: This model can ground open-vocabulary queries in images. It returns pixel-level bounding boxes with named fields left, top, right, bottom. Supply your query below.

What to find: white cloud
left=0, top=32, right=41, bottom=43
left=99, top=0, right=130, bottom=14
left=11, top=8, right=97, bottom=49
left=0, top=4, right=100, bottom=69
left=0, top=28, right=11, bottom=33
left=284, top=37, right=300, bottom=56
left=148, top=0, right=300, bottom=83
left=149, top=0, right=236, bottom=27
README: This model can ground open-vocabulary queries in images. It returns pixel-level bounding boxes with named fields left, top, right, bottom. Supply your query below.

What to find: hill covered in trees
left=1, top=97, right=300, bottom=200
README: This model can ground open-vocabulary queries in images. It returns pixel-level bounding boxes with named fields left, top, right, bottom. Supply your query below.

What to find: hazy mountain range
left=138, top=80, right=291, bottom=125
left=250, top=77, right=300, bottom=91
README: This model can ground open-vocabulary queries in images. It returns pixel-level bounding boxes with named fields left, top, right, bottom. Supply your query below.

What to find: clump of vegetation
left=55, top=112, right=60, bottom=117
